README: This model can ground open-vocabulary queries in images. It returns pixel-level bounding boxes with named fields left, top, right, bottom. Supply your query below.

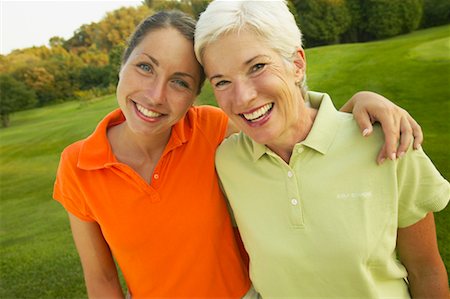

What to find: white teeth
left=242, top=103, right=273, bottom=121
left=136, top=103, right=162, bottom=118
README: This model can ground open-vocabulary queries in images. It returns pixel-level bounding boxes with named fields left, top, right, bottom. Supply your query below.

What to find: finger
left=379, top=113, right=400, bottom=161
left=409, top=116, right=423, bottom=150
left=353, top=108, right=374, bottom=136
left=396, top=116, right=413, bottom=158
left=377, top=144, right=386, bottom=164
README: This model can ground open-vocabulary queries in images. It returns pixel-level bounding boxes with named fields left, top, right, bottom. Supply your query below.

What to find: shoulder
left=336, top=111, right=384, bottom=147
left=216, top=132, right=254, bottom=164
left=57, top=139, right=86, bottom=176
left=189, top=105, right=227, bottom=124
left=187, top=105, right=229, bottom=145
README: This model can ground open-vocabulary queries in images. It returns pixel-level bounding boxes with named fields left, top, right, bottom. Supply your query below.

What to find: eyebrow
left=142, top=53, right=196, bottom=81
left=209, top=54, right=271, bottom=81
left=173, top=72, right=196, bottom=82
left=143, top=53, right=159, bottom=66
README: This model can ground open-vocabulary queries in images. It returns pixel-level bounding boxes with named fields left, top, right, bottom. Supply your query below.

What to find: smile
left=135, top=102, right=163, bottom=118
left=241, top=103, right=274, bottom=122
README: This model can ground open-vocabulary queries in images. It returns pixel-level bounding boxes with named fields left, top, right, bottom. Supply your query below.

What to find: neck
left=108, top=122, right=171, bottom=165
left=266, top=107, right=317, bottom=163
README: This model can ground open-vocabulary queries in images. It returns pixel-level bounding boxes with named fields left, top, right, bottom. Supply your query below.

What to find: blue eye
left=173, top=79, right=190, bottom=89
left=215, top=80, right=230, bottom=88
left=251, top=63, right=265, bottom=73
left=137, top=63, right=152, bottom=73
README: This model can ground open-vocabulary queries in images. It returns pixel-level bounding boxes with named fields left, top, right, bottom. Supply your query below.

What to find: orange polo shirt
left=53, top=106, right=250, bottom=298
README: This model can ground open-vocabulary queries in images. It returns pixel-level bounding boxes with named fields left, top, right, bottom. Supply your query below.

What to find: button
left=297, top=147, right=304, bottom=154
left=291, top=198, right=298, bottom=206
left=287, top=171, right=293, bottom=178
left=153, top=174, right=159, bottom=180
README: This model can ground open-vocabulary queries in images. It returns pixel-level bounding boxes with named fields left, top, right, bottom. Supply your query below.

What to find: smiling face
left=203, top=29, right=308, bottom=147
left=116, top=27, right=201, bottom=137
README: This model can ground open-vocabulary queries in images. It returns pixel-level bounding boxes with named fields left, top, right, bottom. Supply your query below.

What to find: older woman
left=195, top=0, right=449, bottom=298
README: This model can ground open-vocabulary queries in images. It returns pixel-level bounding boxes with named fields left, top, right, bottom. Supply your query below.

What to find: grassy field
left=1, top=25, right=449, bottom=297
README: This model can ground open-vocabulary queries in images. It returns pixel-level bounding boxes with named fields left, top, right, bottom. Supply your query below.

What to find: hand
left=341, top=91, right=423, bottom=164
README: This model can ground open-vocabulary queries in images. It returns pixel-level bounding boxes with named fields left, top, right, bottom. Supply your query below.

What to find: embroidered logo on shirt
left=337, top=191, right=372, bottom=200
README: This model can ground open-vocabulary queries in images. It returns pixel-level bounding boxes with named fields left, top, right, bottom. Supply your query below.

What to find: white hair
left=194, top=0, right=307, bottom=93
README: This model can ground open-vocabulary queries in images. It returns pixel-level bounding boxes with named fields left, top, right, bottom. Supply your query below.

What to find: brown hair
left=122, top=10, right=205, bottom=94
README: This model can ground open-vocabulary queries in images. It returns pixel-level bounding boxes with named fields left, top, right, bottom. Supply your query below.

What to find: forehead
left=132, top=27, right=198, bottom=70
left=203, top=30, right=275, bottom=74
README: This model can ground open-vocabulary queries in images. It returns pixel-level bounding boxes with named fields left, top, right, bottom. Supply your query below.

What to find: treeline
left=292, top=0, right=450, bottom=47
left=1, top=0, right=449, bottom=127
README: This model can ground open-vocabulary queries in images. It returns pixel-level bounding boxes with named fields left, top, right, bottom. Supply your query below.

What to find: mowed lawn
left=1, top=25, right=449, bottom=297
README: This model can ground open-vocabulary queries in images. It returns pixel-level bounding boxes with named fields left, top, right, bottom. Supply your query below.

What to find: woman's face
left=202, top=30, right=306, bottom=145
left=117, top=27, right=201, bottom=137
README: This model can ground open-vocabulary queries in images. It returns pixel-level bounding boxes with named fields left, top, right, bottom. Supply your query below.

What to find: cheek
left=170, top=92, right=195, bottom=111
left=116, top=71, right=133, bottom=96
left=213, top=91, right=230, bottom=111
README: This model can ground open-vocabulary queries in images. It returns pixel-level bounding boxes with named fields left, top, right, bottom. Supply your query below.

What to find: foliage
left=0, top=74, right=37, bottom=127
left=292, top=0, right=352, bottom=47
left=340, top=0, right=363, bottom=43
left=108, top=45, right=126, bottom=87
left=2, top=0, right=449, bottom=124
left=420, top=0, right=450, bottom=28
left=360, top=0, right=423, bottom=40
left=0, top=5, right=152, bottom=119
left=78, top=66, right=111, bottom=90
left=64, top=6, right=151, bottom=53
left=21, top=67, right=56, bottom=105
left=147, top=0, right=211, bottom=18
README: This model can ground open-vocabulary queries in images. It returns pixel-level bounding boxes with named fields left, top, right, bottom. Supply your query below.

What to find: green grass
left=0, top=97, right=119, bottom=298
left=1, top=25, right=449, bottom=297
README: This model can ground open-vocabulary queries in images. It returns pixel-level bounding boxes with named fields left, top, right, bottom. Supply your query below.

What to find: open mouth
left=240, top=103, right=274, bottom=122
left=135, top=102, right=163, bottom=119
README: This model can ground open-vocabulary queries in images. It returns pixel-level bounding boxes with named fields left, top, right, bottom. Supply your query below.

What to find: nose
left=234, top=78, right=257, bottom=109
left=143, top=77, right=166, bottom=105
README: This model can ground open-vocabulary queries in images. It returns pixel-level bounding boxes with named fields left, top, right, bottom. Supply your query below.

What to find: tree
left=340, top=0, right=363, bottom=43
left=147, top=0, right=211, bottom=18
left=49, top=36, right=65, bottom=48
left=21, top=67, right=55, bottom=106
left=361, top=0, right=423, bottom=40
left=191, top=0, right=211, bottom=19
left=78, top=65, right=111, bottom=90
left=420, top=0, right=450, bottom=28
left=64, top=5, right=152, bottom=54
left=107, top=45, right=126, bottom=87
left=292, top=0, right=352, bottom=47
left=0, top=74, right=37, bottom=127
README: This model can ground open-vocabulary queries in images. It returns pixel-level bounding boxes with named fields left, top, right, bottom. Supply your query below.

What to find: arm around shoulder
left=340, top=91, right=423, bottom=164
left=68, top=213, right=124, bottom=299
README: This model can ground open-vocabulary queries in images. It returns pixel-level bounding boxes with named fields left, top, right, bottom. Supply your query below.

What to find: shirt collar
left=251, top=91, right=341, bottom=161
left=78, top=108, right=194, bottom=170
left=161, top=107, right=193, bottom=156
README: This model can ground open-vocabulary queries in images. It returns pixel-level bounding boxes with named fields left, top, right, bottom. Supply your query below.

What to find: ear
left=292, top=47, right=306, bottom=79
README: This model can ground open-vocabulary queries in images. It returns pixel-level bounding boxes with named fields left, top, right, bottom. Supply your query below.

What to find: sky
left=1, top=0, right=144, bottom=55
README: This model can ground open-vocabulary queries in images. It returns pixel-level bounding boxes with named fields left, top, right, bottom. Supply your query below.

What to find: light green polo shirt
left=216, top=91, right=450, bottom=298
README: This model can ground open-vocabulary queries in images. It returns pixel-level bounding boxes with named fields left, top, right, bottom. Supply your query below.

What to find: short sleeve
left=195, top=105, right=229, bottom=148
left=53, top=143, right=95, bottom=222
left=397, top=147, right=450, bottom=228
